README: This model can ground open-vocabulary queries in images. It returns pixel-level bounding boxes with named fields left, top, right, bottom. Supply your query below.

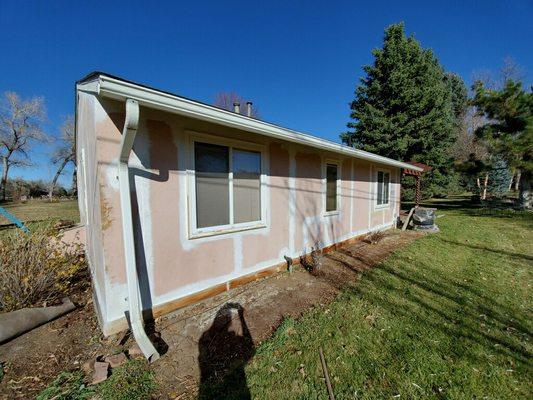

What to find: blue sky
left=0, top=0, right=531, bottom=187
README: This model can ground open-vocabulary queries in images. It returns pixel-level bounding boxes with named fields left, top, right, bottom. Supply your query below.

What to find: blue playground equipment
left=0, top=206, right=29, bottom=233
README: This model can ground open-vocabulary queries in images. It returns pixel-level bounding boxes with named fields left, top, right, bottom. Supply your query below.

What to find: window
left=376, top=170, right=390, bottom=206
left=191, top=137, right=264, bottom=236
left=233, top=149, right=261, bottom=223
left=325, top=163, right=339, bottom=212
left=195, top=142, right=230, bottom=228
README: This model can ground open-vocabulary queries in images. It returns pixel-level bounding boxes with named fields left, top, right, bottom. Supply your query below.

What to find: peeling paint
left=99, top=185, right=113, bottom=231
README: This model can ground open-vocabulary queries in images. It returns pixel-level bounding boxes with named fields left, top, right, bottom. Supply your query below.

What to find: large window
left=376, top=170, right=390, bottom=206
left=191, top=137, right=264, bottom=236
left=325, top=162, right=339, bottom=213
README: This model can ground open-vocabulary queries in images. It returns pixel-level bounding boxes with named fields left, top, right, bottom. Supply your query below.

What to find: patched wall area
left=79, top=96, right=402, bottom=334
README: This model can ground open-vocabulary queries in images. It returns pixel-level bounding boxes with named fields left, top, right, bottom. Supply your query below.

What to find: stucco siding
left=80, top=97, right=403, bottom=334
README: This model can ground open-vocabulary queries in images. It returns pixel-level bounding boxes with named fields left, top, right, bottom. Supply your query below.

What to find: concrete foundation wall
left=77, top=96, right=401, bottom=335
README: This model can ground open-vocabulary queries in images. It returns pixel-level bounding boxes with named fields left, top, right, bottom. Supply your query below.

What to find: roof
left=76, top=72, right=423, bottom=172
left=403, top=162, right=432, bottom=177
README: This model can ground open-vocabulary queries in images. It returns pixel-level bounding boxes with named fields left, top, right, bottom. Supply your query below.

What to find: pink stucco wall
left=79, top=95, right=401, bottom=334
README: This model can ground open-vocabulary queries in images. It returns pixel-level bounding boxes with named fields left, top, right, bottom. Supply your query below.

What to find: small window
left=326, top=163, right=338, bottom=212
left=377, top=170, right=390, bottom=206
left=192, top=139, right=264, bottom=235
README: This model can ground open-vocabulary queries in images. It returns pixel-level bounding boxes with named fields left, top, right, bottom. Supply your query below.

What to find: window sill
left=189, top=223, right=267, bottom=240
left=374, top=203, right=390, bottom=210
left=324, top=210, right=340, bottom=217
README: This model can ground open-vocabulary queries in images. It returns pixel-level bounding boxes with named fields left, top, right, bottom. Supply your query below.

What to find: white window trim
left=374, top=167, right=391, bottom=210
left=186, top=131, right=268, bottom=239
left=323, top=159, right=341, bottom=216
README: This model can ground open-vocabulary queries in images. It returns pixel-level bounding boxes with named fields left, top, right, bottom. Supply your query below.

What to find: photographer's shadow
left=198, top=303, right=254, bottom=399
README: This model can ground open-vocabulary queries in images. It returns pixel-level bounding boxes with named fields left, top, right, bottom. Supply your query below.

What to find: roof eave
left=78, top=73, right=423, bottom=172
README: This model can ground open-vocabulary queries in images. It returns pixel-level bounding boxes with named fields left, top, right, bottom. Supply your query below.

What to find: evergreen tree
left=472, top=79, right=533, bottom=208
left=445, top=72, right=468, bottom=124
left=341, top=23, right=462, bottom=198
left=487, top=155, right=512, bottom=197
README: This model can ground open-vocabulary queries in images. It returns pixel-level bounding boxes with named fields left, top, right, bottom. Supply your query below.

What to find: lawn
left=217, top=207, right=533, bottom=399
left=0, top=199, right=79, bottom=230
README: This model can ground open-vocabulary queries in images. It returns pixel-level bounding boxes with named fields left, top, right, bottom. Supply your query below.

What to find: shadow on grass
left=333, top=247, right=533, bottom=368
left=435, top=237, right=533, bottom=262
left=402, top=196, right=480, bottom=211
left=402, top=195, right=530, bottom=214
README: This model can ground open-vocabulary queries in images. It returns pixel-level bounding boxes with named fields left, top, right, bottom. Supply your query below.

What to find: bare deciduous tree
left=48, top=116, right=75, bottom=199
left=0, top=92, right=47, bottom=201
left=453, top=107, right=489, bottom=162
left=499, top=56, right=526, bottom=84
left=471, top=56, right=526, bottom=92
left=453, top=107, right=493, bottom=199
left=470, top=57, right=527, bottom=195
left=214, top=92, right=260, bottom=118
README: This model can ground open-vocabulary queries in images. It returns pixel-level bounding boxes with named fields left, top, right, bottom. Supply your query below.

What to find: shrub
left=0, top=224, right=87, bottom=312
left=300, top=243, right=322, bottom=275
left=365, top=230, right=386, bottom=244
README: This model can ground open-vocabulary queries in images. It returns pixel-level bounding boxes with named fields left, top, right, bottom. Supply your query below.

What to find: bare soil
left=0, top=230, right=421, bottom=399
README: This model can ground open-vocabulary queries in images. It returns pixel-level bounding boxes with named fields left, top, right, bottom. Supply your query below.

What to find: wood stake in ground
left=402, top=207, right=416, bottom=231
left=319, top=346, right=335, bottom=400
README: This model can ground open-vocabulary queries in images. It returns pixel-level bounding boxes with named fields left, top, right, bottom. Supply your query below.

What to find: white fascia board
left=76, top=78, right=100, bottom=94
left=87, top=74, right=423, bottom=172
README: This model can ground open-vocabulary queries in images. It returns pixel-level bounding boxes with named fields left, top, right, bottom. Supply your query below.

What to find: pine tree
left=487, top=155, right=512, bottom=197
left=342, top=23, right=463, bottom=198
left=472, top=79, right=533, bottom=208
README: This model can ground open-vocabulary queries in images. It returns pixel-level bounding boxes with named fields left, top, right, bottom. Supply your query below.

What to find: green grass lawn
left=0, top=199, right=79, bottom=230
left=216, top=207, right=533, bottom=399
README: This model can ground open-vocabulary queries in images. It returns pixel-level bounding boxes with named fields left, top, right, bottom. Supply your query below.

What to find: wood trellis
left=402, top=162, right=432, bottom=207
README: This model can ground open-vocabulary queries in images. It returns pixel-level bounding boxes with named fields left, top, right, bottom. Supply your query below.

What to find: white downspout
left=118, top=99, right=160, bottom=362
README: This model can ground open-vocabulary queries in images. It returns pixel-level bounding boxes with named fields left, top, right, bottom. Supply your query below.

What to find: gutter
left=78, top=73, right=423, bottom=172
left=118, top=99, right=160, bottom=362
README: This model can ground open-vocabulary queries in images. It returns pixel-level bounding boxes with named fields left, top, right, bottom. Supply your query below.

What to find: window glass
left=383, top=172, right=390, bottom=204
left=377, top=170, right=390, bottom=205
left=233, top=149, right=261, bottom=223
left=195, top=142, right=230, bottom=228
left=326, top=164, right=338, bottom=212
left=377, top=171, right=384, bottom=205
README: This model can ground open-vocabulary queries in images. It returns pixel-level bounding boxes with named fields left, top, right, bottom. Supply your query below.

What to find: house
left=75, top=72, right=422, bottom=360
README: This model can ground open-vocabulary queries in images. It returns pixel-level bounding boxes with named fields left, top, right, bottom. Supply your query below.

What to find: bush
left=0, top=225, right=87, bottom=312
left=300, top=242, right=323, bottom=275
left=364, top=230, right=386, bottom=244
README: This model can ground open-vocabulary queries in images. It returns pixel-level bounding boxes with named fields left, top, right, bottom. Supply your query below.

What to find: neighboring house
left=75, top=72, right=422, bottom=360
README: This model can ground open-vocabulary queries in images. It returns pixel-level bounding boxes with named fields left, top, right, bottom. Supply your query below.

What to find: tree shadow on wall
left=197, top=303, right=255, bottom=400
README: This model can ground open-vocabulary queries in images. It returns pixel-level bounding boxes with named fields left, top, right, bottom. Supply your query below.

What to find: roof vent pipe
left=246, top=101, right=253, bottom=117
left=233, top=102, right=240, bottom=114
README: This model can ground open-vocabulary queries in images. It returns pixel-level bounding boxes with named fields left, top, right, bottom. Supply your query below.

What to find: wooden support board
left=402, top=207, right=416, bottom=231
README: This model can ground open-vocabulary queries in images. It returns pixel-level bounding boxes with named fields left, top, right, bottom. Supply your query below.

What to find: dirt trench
left=0, top=230, right=420, bottom=399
